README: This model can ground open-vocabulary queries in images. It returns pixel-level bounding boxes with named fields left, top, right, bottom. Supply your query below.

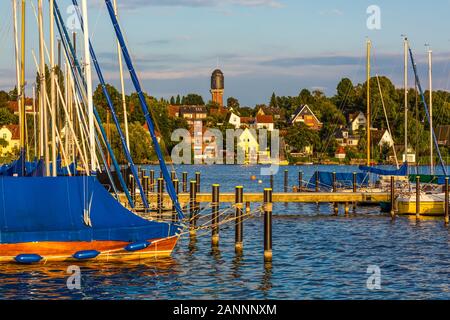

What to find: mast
left=404, top=37, right=408, bottom=164
left=50, top=0, right=57, bottom=176
left=32, top=84, right=37, bottom=158
left=12, top=0, right=21, bottom=131
left=428, top=47, right=433, bottom=175
left=38, top=0, right=47, bottom=174
left=81, top=0, right=96, bottom=173
left=20, top=0, right=26, bottom=174
left=113, top=0, right=130, bottom=151
left=366, top=39, right=371, bottom=167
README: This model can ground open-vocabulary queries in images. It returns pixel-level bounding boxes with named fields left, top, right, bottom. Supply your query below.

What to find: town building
left=335, top=146, right=346, bottom=160
left=255, top=115, right=274, bottom=132
left=289, top=105, right=323, bottom=130
left=348, top=111, right=367, bottom=133
left=178, top=105, right=207, bottom=127
left=0, top=125, right=20, bottom=155
left=335, top=128, right=359, bottom=147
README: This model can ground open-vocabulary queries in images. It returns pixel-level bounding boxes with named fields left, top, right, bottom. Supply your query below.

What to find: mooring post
left=284, top=170, right=289, bottom=192
left=171, top=170, right=176, bottom=181
left=264, top=188, right=273, bottom=262
left=160, top=171, right=163, bottom=179
left=211, top=184, right=220, bottom=246
left=195, top=172, right=201, bottom=193
left=157, top=178, right=164, bottom=219
left=390, top=176, right=395, bottom=219
left=172, top=179, right=179, bottom=222
left=182, top=172, right=188, bottom=193
left=333, top=172, right=338, bottom=215
left=270, top=173, right=274, bottom=191
left=190, top=181, right=197, bottom=235
left=129, top=175, right=136, bottom=202
left=315, top=171, right=320, bottom=192
left=445, top=177, right=449, bottom=225
left=150, top=170, right=155, bottom=193
left=416, top=176, right=420, bottom=219
left=235, top=186, right=244, bottom=253
left=245, top=202, right=251, bottom=213
left=298, top=171, right=303, bottom=192
left=143, top=176, right=149, bottom=206
left=353, top=172, right=357, bottom=212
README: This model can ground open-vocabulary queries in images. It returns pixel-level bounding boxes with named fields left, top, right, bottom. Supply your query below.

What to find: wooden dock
left=120, top=192, right=390, bottom=207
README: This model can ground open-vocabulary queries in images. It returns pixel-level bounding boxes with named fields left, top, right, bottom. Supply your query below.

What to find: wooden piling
left=284, top=170, right=288, bottom=192
left=315, top=171, right=320, bottom=192
left=172, top=179, right=179, bottom=222
left=264, top=188, right=273, bottom=262
left=129, top=175, right=136, bottom=202
left=353, top=172, right=357, bottom=212
left=416, top=176, right=420, bottom=219
left=195, top=172, right=201, bottom=193
left=157, top=178, right=164, bottom=219
left=182, top=172, right=188, bottom=193
left=298, top=171, right=303, bottom=192
left=390, top=176, right=395, bottom=218
left=333, top=172, right=338, bottom=215
left=190, top=181, right=197, bottom=235
left=171, top=170, right=176, bottom=181
left=211, top=184, right=220, bottom=246
left=270, top=174, right=274, bottom=191
left=235, top=186, right=244, bottom=253
left=150, top=170, right=155, bottom=192
left=143, top=176, right=149, bottom=204
left=344, top=202, right=349, bottom=215
left=445, top=177, right=449, bottom=225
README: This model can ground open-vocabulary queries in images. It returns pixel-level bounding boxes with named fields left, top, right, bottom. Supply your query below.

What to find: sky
left=0, top=0, right=449, bottom=106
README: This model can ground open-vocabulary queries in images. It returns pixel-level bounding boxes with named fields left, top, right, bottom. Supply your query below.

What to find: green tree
left=182, top=93, right=204, bottom=105
left=227, top=97, right=240, bottom=109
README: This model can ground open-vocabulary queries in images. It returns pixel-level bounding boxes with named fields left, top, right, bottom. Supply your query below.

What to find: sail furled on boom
left=104, top=0, right=184, bottom=220
left=359, top=162, right=408, bottom=176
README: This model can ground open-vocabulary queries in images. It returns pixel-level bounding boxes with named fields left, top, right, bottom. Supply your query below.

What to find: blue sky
left=0, top=0, right=449, bottom=106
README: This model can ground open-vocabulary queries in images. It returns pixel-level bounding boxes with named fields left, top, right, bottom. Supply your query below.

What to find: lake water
left=1, top=165, right=450, bottom=300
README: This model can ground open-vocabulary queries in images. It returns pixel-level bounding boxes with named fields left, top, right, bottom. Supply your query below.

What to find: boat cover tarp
left=359, top=162, right=408, bottom=176
left=0, top=176, right=178, bottom=244
left=409, top=174, right=449, bottom=185
left=307, top=171, right=369, bottom=190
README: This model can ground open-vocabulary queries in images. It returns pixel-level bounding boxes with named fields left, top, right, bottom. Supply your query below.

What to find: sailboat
left=396, top=42, right=449, bottom=216
left=0, top=0, right=185, bottom=264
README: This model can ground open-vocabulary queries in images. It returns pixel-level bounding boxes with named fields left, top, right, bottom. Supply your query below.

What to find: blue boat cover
left=0, top=176, right=179, bottom=244
left=307, top=171, right=369, bottom=190
left=359, top=162, right=408, bottom=176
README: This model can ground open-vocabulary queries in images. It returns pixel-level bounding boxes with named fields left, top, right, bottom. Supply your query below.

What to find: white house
left=228, top=111, right=241, bottom=129
left=349, top=111, right=367, bottom=132
left=255, top=115, right=274, bottom=132
left=378, top=130, right=394, bottom=148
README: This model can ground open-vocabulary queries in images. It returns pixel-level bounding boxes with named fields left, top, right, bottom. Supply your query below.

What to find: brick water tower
left=210, top=69, right=224, bottom=108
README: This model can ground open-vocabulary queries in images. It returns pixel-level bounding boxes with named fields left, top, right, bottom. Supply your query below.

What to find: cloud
left=120, top=0, right=284, bottom=9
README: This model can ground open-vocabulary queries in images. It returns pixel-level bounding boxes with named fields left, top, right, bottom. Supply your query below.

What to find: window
left=2, top=134, right=6, bottom=140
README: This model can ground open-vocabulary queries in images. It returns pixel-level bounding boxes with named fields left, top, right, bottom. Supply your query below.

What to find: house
left=335, top=146, right=346, bottom=160
left=348, top=111, right=367, bottom=133
left=376, top=129, right=394, bottom=148
left=227, top=111, right=241, bottom=129
left=335, top=128, right=359, bottom=147
left=179, top=105, right=207, bottom=127
left=290, top=105, right=323, bottom=130
left=437, top=125, right=450, bottom=146
left=237, top=128, right=259, bottom=164
left=0, top=125, right=20, bottom=155
left=256, top=105, right=282, bottom=120
left=167, top=105, right=180, bottom=118
left=255, top=115, right=274, bottom=132
left=8, top=99, right=34, bottom=115
left=240, top=117, right=255, bottom=128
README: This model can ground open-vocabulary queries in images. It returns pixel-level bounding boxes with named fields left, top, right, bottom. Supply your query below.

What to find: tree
left=175, top=95, right=181, bottom=105
left=286, top=123, right=320, bottom=154
left=182, top=93, right=204, bottom=105
left=227, top=97, right=240, bottom=109
left=0, top=108, right=18, bottom=126
left=269, top=92, right=278, bottom=108
left=170, top=96, right=176, bottom=105
left=0, top=91, right=9, bottom=108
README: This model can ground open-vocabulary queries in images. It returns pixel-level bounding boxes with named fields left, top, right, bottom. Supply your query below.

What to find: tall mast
left=113, top=0, right=130, bottom=151
left=38, top=0, right=47, bottom=172
left=81, top=0, right=96, bottom=173
left=404, top=37, right=408, bottom=164
left=428, top=47, right=433, bottom=175
left=366, top=39, right=371, bottom=167
left=12, top=0, right=21, bottom=123
left=50, top=0, right=57, bottom=176
left=20, top=0, right=26, bottom=174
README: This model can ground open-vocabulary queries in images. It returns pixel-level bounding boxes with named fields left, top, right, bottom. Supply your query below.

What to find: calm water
left=1, top=165, right=450, bottom=300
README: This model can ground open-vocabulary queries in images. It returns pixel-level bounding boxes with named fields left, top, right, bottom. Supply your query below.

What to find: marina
left=0, top=0, right=449, bottom=304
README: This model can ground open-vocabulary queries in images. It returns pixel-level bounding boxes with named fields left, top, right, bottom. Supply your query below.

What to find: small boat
left=396, top=192, right=445, bottom=216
